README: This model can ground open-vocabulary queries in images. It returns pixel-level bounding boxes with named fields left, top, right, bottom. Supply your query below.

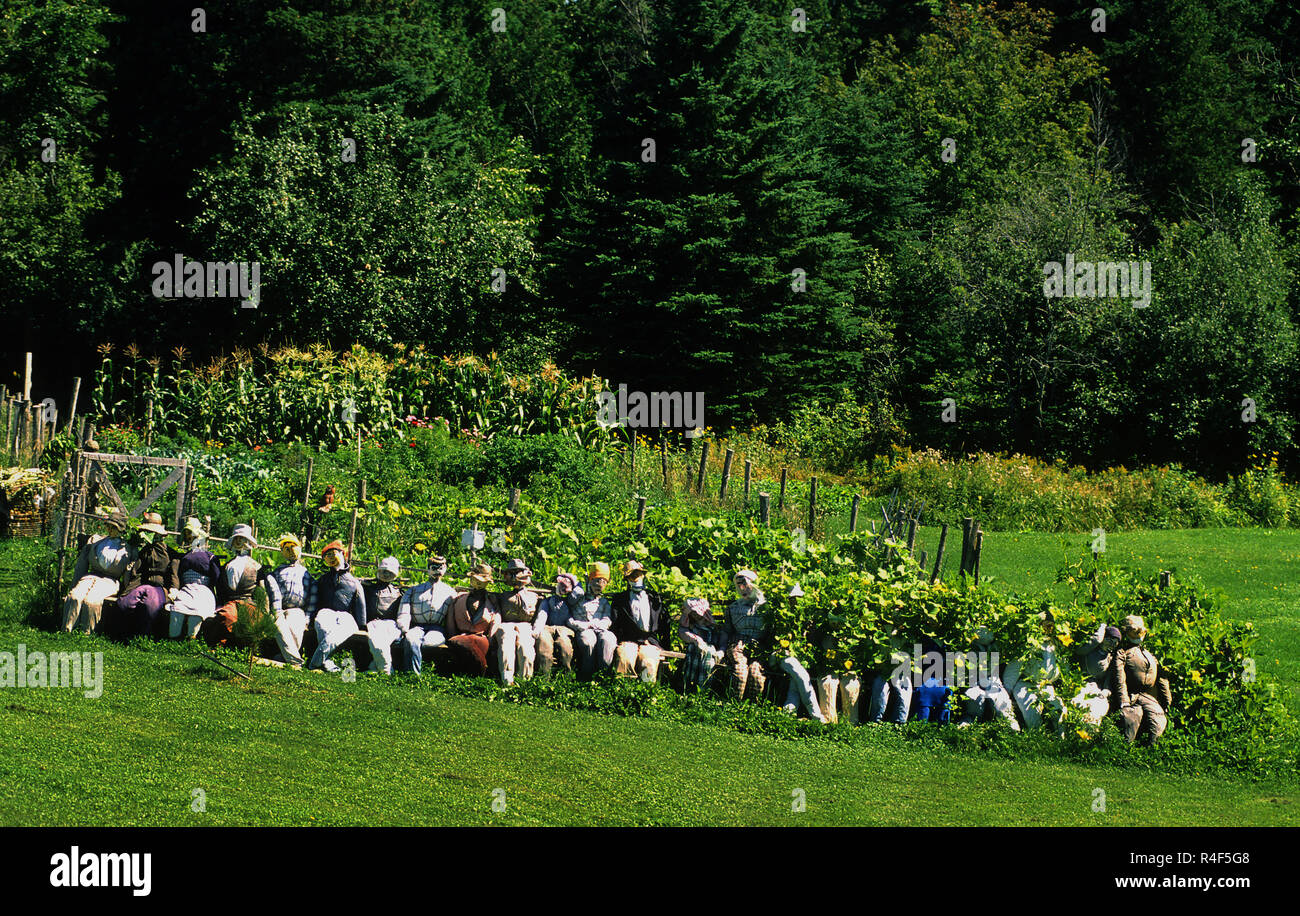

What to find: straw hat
left=277, top=533, right=302, bottom=549
left=468, top=562, right=494, bottom=588
left=587, top=561, right=610, bottom=581
left=1121, top=615, right=1147, bottom=638
left=621, top=560, right=646, bottom=579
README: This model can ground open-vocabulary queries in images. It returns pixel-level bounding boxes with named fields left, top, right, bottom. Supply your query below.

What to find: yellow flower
left=1076, top=729, right=1091, bottom=741
left=1190, top=670, right=1203, bottom=684
left=843, top=660, right=853, bottom=671
left=779, top=638, right=790, bottom=648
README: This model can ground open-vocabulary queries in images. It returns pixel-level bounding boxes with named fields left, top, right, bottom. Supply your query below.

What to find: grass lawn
left=0, top=622, right=1297, bottom=827
left=1, top=528, right=1297, bottom=827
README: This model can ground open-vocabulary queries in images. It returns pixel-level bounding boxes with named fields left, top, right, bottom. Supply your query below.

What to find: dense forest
left=2, top=0, right=1298, bottom=476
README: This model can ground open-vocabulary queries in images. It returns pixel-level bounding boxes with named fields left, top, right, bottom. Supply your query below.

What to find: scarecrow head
left=321, top=539, right=347, bottom=569
left=733, top=569, right=759, bottom=601
left=586, top=562, right=610, bottom=596
left=426, top=554, right=448, bottom=582
left=377, top=556, right=400, bottom=584
left=278, top=533, right=302, bottom=563
left=622, top=560, right=647, bottom=590
left=226, top=524, right=255, bottom=556
left=504, top=558, right=532, bottom=590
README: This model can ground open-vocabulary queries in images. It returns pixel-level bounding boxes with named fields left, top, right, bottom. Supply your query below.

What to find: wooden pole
left=719, top=448, right=734, bottom=500
left=299, top=456, right=314, bottom=542
left=16, top=400, right=29, bottom=463
left=906, top=518, right=918, bottom=553
left=23, top=351, right=32, bottom=401
left=778, top=467, right=787, bottom=511
left=917, top=549, right=927, bottom=571
left=972, top=530, right=984, bottom=585
left=347, top=479, right=366, bottom=562
left=759, top=492, right=770, bottom=525
left=1159, top=570, right=1171, bottom=590
left=696, top=440, right=710, bottom=495
left=960, top=517, right=974, bottom=577
left=742, top=460, right=752, bottom=501
left=67, top=377, right=81, bottom=434
left=808, top=476, right=818, bottom=539
left=849, top=494, right=860, bottom=533
left=145, top=397, right=154, bottom=446
left=930, top=523, right=948, bottom=584
left=635, top=495, right=647, bottom=533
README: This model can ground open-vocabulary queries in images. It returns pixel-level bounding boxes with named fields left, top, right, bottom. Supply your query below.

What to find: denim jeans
left=403, top=626, right=447, bottom=674
left=868, top=673, right=914, bottom=723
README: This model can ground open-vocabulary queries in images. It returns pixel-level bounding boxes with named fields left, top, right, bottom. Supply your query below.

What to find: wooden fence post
left=743, top=459, right=751, bottom=501
left=145, top=398, right=154, bottom=446
left=759, top=492, right=770, bottom=525
left=635, top=495, right=647, bottom=533
left=696, top=441, right=710, bottom=495
left=67, top=377, right=81, bottom=434
left=1159, top=570, right=1171, bottom=590
left=930, top=523, right=948, bottom=584
left=719, top=448, right=734, bottom=500
left=960, top=517, right=974, bottom=577
left=23, top=351, right=32, bottom=401
left=849, top=493, right=860, bottom=533
left=347, top=479, right=366, bottom=562
left=906, top=518, right=918, bottom=553
left=778, top=467, right=787, bottom=511
left=917, top=549, right=927, bottom=571
left=299, top=456, right=314, bottom=542
left=972, top=530, right=984, bottom=585
left=808, top=476, right=818, bottom=539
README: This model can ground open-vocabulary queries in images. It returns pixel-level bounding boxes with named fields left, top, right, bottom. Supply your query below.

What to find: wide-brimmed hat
left=182, top=517, right=207, bottom=539
left=139, top=520, right=168, bottom=535
left=427, top=554, right=447, bottom=567
left=504, top=558, right=532, bottom=576
left=468, top=562, right=494, bottom=588
left=621, top=560, right=646, bottom=579
left=587, top=561, right=610, bottom=581
left=226, top=524, right=255, bottom=548
left=1121, top=615, right=1147, bottom=637
left=143, top=511, right=164, bottom=526
left=378, top=556, right=400, bottom=578
left=734, top=569, right=759, bottom=584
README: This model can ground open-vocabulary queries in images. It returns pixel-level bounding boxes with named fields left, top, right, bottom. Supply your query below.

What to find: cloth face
left=281, top=545, right=301, bottom=563
left=323, top=550, right=342, bottom=568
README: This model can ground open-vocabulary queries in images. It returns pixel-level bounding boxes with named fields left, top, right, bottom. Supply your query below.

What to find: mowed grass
left=0, top=624, right=1297, bottom=827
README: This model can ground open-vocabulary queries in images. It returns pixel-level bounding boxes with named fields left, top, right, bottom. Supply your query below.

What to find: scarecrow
left=568, top=562, right=616, bottom=677
left=166, top=517, right=221, bottom=639
left=61, top=510, right=133, bottom=634
left=1003, top=612, right=1065, bottom=731
left=533, top=571, right=581, bottom=677
left=866, top=634, right=914, bottom=724
left=265, top=533, right=317, bottom=668
left=111, top=513, right=177, bottom=640
left=494, top=558, right=539, bottom=685
left=308, top=539, right=366, bottom=672
left=959, top=627, right=1019, bottom=729
left=1114, top=615, right=1173, bottom=743
left=724, top=569, right=824, bottom=721
left=677, top=597, right=726, bottom=691
left=202, top=523, right=263, bottom=648
left=398, top=554, right=456, bottom=675
left=1071, top=624, right=1121, bottom=724
left=439, top=563, right=499, bottom=677
left=610, top=560, right=671, bottom=682
left=364, top=556, right=406, bottom=674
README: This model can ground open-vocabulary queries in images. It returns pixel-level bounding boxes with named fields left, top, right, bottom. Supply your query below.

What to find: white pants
left=963, top=677, right=1019, bottom=729
left=62, top=575, right=118, bottom=633
left=311, top=610, right=359, bottom=671
left=367, top=619, right=404, bottom=674
left=495, top=622, right=536, bottom=685
left=1072, top=683, right=1111, bottom=725
left=168, top=610, right=203, bottom=639
left=275, top=607, right=309, bottom=666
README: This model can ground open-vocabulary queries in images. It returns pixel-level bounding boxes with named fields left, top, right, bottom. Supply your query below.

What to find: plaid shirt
left=725, top=592, right=768, bottom=648
left=400, top=579, right=456, bottom=630
left=680, top=620, right=727, bottom=686
left=267, top=563, right=317, bottom=617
